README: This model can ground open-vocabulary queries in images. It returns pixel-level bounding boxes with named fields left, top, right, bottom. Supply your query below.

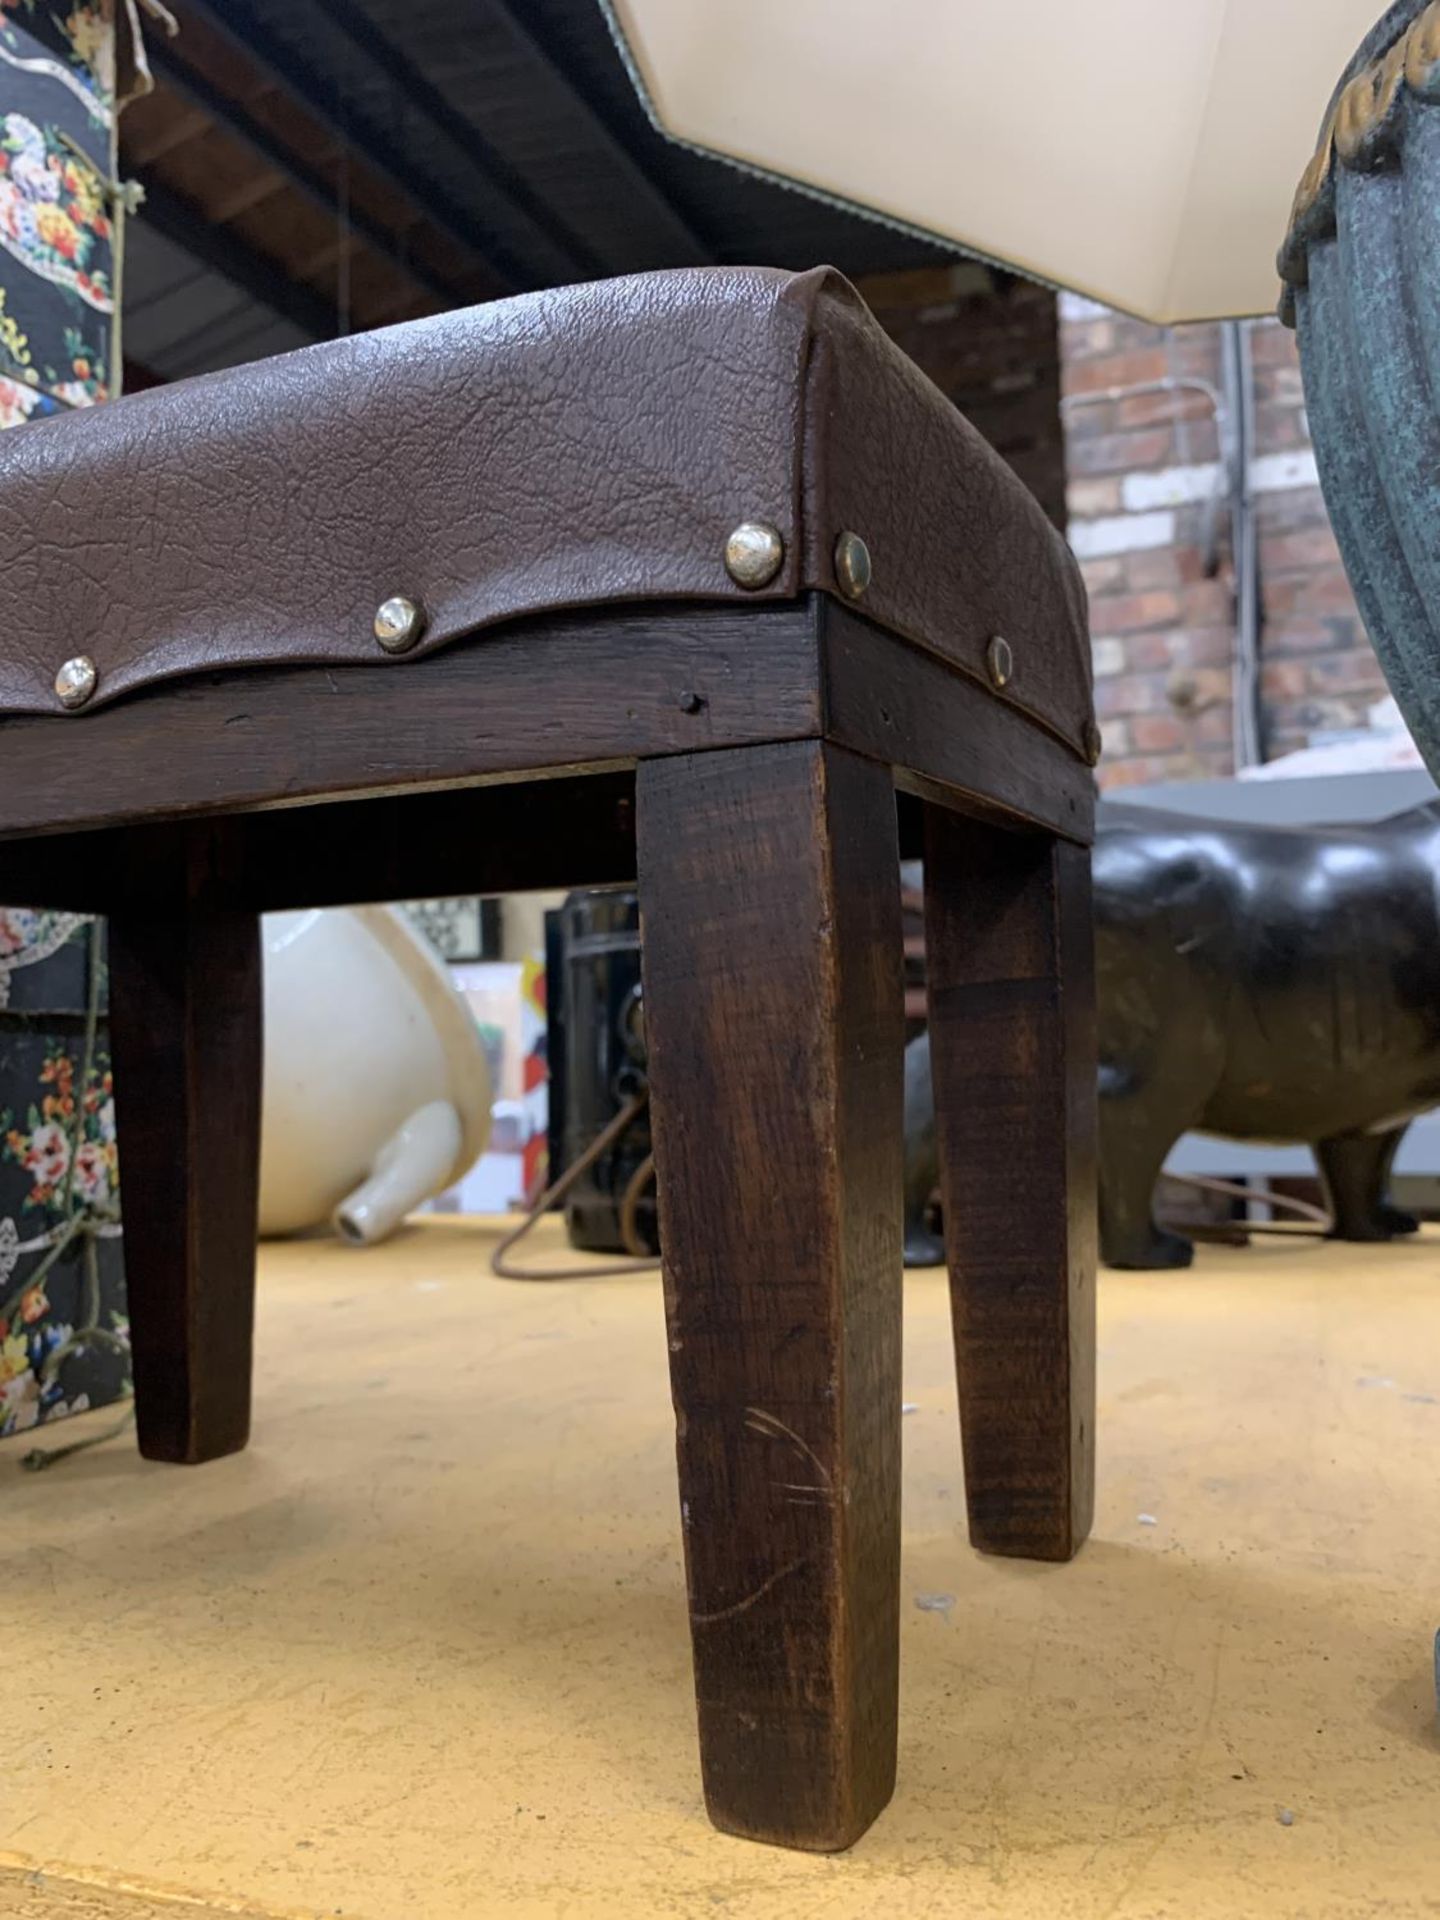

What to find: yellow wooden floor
left=5, top=1217, right=1440, bottom=1918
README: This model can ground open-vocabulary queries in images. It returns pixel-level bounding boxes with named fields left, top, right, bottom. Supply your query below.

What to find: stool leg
left=921, top=806, right=1096, bottom=1562
left=108, top=894, right=262, bottom=1464
left=637, top=740, right=904, bottom=1852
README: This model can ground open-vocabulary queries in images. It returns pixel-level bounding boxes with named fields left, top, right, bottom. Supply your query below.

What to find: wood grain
left=0, top=597, right=1091, bottom=856
left=0, top=603, right=821, bottom=841
left=922, top=803, right=1096, bottom=1560
left=107, top=826, right=262, bottom=1463
left=637, top=739, right=904, bottom=1850
left=821, top=600, right=1094, bottom=844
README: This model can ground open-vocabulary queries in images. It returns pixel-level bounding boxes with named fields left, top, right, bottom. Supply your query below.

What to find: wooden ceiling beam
left=300, top=0, right=606, bottom=281
left=183, top=0, right=529, bottom=292
left=142, top=37, right=469, bottom=309
left=135, top=175, right=339, bottom=343
left=486, top=0, right=713, bottom=266
left=296, top=230, right=362, bottom=279
left=207, top=168, right=290, bottom=225
left=123, top=103, right=213, bottom=169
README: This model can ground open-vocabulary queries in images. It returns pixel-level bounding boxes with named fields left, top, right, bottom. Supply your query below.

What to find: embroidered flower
left=21, top=1120, right=70, bottom=1193
left=72, top=1140, right=110, bottom=1207
left=35, top=203, right=79, bottom=261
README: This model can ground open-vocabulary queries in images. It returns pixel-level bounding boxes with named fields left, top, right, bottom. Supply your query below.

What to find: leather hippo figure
left=904, top=799, right=1440, bottom=1270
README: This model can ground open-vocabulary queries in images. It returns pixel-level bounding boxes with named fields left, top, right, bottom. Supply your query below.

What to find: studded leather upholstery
left=0, top=265, right=1092, bottom=757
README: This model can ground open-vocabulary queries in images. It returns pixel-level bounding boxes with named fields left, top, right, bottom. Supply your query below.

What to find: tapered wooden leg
left=922, top=805, right=1095, bottom=1562
left=108, top=858, right=262, bottom=1465
left=637, top=740, right=904, bottom=1852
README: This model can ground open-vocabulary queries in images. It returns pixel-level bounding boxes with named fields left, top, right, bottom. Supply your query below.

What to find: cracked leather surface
left=0, top=264, right=1091, bottom=753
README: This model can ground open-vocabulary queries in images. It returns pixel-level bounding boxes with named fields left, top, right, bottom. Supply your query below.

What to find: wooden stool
left=0, top=266, right=1098, bottom=1852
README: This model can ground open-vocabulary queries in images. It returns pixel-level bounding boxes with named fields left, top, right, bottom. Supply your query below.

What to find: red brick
left=1179, top=580, right=1233, bottom=624
left=1144, top=752, right=1208, bottom=785
left=1254, top=411, right=1305, bottom=451
left=1065, top=427, right=1173, bottom=477
left=1093, top=672, right=1171, bottom=719
left=1249, top=322, right=1299, bottom=370
left=1098, top=755, right=1184, bottom=790
left=1086, top=629, right=1173, bottom=675
left=1169, top=626, right=1235, bottom=667
left=1167, top=666, right=1232, bottom=713
left=1253, top=365, right=1305, bottom=407
left=1121, top=632, right=1179, bottom=671
left=1079, top=555, right=1126, bottom=596
left=1114, top=387, right=1218, bottom=432
left=1063, top=347, right=1173, bottom=397
left=1261, top=659, right=1312, bottom=701
left=1158, top=328, right=1223, bottom=382
left=1067, top=476, right=1123, bottom=517
left=1279, top=572, right=1363, bottom=617
left=1089, top=589, right=1182, bottom=633
left=1261, top=527, right=1342, bottom=571
left=1061, top=398, right=1119, bottom=442
left=1192, top=705, right=1235, bottom=747
left=1110, top=315, right=1169, bottom=353
left=1255, top=488, right=1332, bottom=533
left=1120, top=547, right=1184, bottom=590
left=1063, top=317, right=1117, bottom=358
left=1082, top=553, right=1133, bottom=591
left=1131, top=713, right=1188, bottom=752
left=1097, top=759, right=1156, bottom=790
left=1308, top=649, right=1387, bottom=694
left=1263, top=621, right=1347, bottom=655
left=1123, top=544, right=1215, bottom=591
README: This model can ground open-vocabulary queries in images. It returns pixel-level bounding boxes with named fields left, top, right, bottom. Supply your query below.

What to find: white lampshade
left=606, top=0, right=1383, bottom=323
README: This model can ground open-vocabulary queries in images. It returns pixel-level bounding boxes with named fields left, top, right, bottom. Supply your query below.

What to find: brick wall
left=1060, top=295, right=1386, bottom=788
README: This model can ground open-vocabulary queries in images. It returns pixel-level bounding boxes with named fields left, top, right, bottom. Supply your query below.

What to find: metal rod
left=1222, top=319, right=1264, bottom=769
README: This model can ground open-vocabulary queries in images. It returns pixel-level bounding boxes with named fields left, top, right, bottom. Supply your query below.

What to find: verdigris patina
left=1280, top=0, right=1440, bottom=776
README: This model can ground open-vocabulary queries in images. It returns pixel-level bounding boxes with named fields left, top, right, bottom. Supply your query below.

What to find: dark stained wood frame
left=0, top=593, right=1096, bottom=1852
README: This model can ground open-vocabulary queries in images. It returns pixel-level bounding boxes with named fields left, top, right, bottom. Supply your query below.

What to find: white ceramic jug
left=258, top=906, right=492, bottom=1244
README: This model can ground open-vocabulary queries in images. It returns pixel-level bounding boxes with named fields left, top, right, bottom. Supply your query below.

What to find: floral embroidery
left=0, top=0, right=115, bottom=411
left=2, top=1046, right=117, bottom=1211
left=0, top=367, right=52, bottom=424
left=0, top=916, right=128, bottom=1438
left=0, top=1, right=112, bottom=122
left=0, top=1304, right=91, bottom=1434
left=0, top=4, right=125, bottom=1440
left=0, top=111, right=112, bottom=310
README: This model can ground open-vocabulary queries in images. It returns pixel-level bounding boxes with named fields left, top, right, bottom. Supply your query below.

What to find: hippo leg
left=1098, top=1089, right=1195, bottom=1269
left=902, top=1031, right=946, bottom=1267
left=1316, top=1126, right=1419, bottom=1240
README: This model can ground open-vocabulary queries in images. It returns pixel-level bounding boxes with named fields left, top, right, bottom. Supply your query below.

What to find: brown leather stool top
left=0, top=265, right=1090, bottom=752
left=0, top=266, right=1097, bottom=1853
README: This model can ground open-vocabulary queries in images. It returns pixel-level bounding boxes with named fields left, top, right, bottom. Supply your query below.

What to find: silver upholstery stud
left=986, top=634, right=1014, bottom=689
left=723, top=521, right=784, bottom=589
left=373, top=594, right=426, bottom=653
left=54, top=655, right=97, bottom=709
